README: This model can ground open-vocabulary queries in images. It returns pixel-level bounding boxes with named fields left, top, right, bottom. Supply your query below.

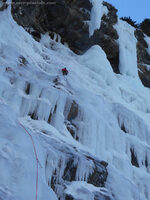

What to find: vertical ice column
left=89, top=0, right=108, bottom=36
left=115, top=20, right=138, bottom=78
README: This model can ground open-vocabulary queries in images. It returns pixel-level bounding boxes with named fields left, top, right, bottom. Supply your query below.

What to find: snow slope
left=0, top=4, right=150, bottom=200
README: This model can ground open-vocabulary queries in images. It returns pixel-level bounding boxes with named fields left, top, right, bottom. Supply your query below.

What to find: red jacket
left=62, top=68, right=68, bottom=72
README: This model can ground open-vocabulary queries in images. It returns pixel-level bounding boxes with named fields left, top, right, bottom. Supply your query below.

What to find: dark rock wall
left=96, top=1, right=119, bottom=73
left=0, top=0, right=8, bottom=11
left=11, top=0, right=119, bottom=60
left=11, top=0, right=150, bottom=86
left=11, top=0, right=92, bottom=54
left=135, top=29, right=150, bottom=65
left=134, top=29, right=150, bottom=88
left=45, top=143, right=108, bottom=200
left=140, top=19, right=150, bottom=37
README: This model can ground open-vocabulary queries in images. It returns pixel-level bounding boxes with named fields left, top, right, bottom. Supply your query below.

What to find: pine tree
left=120, top=16, right=139, bottom=28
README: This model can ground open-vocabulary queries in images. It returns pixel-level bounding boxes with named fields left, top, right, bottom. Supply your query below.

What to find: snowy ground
left=0, top=4, right=150, bottom=200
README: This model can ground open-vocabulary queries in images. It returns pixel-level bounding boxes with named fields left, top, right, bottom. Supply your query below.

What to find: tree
left=120, top=16, right=139, bottom=28
left=140, top=18, right=150, bottom=37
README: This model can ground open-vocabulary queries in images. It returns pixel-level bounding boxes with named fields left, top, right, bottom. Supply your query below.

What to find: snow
left=0, top=3, right=150, bottom=200
left=65, top=181, right=113, bottom=200
left=89, top=0, right=108, bottom=36
left=0, top=104, right=57, bottom=200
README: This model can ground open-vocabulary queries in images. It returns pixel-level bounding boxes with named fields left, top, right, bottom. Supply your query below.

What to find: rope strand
left=18, top=121, right=39, bottom=200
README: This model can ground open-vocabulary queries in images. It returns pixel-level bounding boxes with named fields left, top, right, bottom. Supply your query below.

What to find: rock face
left=92, top=1, right=119, bottom=73
left=140, top=19, right=150, bottom=37
left=0, top=0, right=8, bottom=11
left=11, top=0, right=119, bottom=70
left=135, top=29, right=150, bottom=65
left=138, top=64, right=150, bottom=88
left=11, top=0, right=92, bottom=53
left=11, top=0, right=150, bottom=85
left=46, top=144, right=109, bottom=200
left=134, top=29, right=150, bottom=88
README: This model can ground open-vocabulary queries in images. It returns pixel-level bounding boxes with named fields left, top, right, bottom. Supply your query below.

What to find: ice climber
left=62, top=67, right=68, bottom=75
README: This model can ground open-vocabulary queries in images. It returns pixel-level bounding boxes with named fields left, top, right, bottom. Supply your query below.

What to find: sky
left=106, top=0, right=150, bottom=23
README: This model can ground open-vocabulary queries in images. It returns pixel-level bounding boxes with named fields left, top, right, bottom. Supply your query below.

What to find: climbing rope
left=0, top=96, right=39, bottom=199
left=18, top=121, right=39, bottom=200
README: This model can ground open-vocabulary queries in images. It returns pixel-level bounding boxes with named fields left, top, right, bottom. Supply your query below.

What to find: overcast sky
left=106, top=0, right=150, bottom=23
